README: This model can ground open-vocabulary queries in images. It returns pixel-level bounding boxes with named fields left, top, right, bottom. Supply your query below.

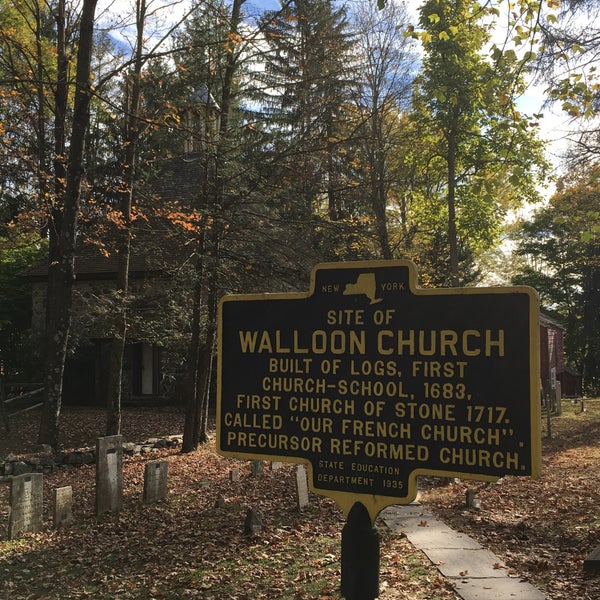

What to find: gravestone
left=270, top=461, right=283, bottom=470
left=143, top=460, right=168, bottom=505
left=8, top=473, right=43, bottom=539
left=229, top=468, right=239, bottom=482
left=244, top=508, right=262, bottom=535
left=296, top=464, right=310, bottom=509
left=53, top=486, right=73, bottom=528
left=584, top=545, right=600, bottom=573
left=95, top=435, right=123, bottom=516
left=554, top=380, right=562, bottom=416
left=251, top=460, right=264, bottom=476
left=465, top=488, right=483, bottom=509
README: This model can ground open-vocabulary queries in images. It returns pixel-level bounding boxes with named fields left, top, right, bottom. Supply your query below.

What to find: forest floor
left=0, top=399, right=598, bottom=599
left=423, top=397, right=600, bottom=600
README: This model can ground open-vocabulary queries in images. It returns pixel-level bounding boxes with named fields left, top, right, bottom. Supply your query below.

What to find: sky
left=250, top=1, right=575, bottom=172
left=519, top=87, right=573, bottom=173
left=95, top=0, right=574, bottom=184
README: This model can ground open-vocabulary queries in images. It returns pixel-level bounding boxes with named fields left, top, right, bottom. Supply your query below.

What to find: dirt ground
left=1, top=400, right=599, bottom=599
left=421, top=398, right=600, bottom=600
left=0, top=406, right=458, bottom=599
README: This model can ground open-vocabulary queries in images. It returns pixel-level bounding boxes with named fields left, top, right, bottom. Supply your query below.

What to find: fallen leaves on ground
left=2, top=400, right=598, bottom=599
left=0, top=407, right=457, bottom=599
left=420, top=398, right=600, bottom=600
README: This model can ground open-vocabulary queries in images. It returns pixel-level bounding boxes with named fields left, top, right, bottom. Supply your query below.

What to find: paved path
left=381, top=504, right=547, bottom=600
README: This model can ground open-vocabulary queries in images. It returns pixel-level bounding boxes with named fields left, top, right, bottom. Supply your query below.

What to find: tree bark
left=181, top=239, right=205, bottom=453
left=447, top=129, right=459, bottom=287
left=38, top=0, right=98, bottom=449
left=371, top=126, right=392, bottom=260
left=181, top=0, right=244, bottom=452
left=106, top=0, right=146, bottom=435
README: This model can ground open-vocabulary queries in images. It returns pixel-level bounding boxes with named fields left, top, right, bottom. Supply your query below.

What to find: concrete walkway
left=380, top=504, right=547, bottom=600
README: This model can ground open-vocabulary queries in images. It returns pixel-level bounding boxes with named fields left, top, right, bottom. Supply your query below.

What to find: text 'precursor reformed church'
left=217, top=260, right=541, bottom=520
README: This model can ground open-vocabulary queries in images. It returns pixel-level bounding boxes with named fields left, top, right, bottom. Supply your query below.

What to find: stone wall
left=0, top=435, right=182, bottom=482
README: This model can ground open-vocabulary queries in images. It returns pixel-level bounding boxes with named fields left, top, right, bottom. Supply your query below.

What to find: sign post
left=340, top=501, right=379, bottom=600
left=217, top=260, right=541, bottom=597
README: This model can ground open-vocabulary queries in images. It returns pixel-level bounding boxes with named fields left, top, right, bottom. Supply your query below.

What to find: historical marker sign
left=217, top=261, right=541, bottom=520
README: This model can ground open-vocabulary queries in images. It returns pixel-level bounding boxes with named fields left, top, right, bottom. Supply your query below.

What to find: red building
left=539, top=313, right=581, bottom=398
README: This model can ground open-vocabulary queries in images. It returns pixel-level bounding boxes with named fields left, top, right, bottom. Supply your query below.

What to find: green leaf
left=491, top=46, right=503, bottom=61
left=434, top=89, right=447, bottom=102
left=581, top=231, right=594, bottom=243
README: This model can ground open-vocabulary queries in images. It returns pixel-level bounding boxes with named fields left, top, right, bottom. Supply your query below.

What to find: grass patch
left=561, top=397, right=600, bottom=419
left=185, top=535, right=339, bottom=598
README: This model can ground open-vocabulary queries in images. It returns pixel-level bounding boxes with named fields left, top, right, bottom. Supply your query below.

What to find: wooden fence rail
left=1, top=380, right=44, bottom=432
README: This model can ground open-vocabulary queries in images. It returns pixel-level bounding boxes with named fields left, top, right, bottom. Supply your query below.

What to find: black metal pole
left=340, top=501, right=380, bottom=600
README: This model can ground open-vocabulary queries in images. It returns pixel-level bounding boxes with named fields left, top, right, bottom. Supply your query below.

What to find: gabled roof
left=25, top=149, right=205, bottom=283
left=190, top=84, right=221, bottom=111
left=24, top=226, right=186, bottom=282
left=540, top=312, right=564, bottom=330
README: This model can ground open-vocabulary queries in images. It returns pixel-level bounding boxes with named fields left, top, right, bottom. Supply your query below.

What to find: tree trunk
left=181, top=0, right=244, bottom=452
left=43, top=0, right=68, bottom=328
left=106, top=0, right=145, bottom=435
left=197, top=265, right=219, bottom=443
left=370, top=103, right=392, bottom=260
left=181, top=241, right=204, bottom=453
left=38, top=0, right=98, bottom=449
left=105, top=245, right=129, bottom=436
left=35, top=2, right=54, bottom=253
left=190, top=336, right=215, bottom=447
left=197, top=338, right=216, bottom=442
left=447, top=130, right=459, bottom=287
left=181, top=216, right=220, bottom=452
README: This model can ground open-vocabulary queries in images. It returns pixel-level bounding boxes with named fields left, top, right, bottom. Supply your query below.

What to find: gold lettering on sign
left=377, top=329, right=505, bottom=357
left=262, top=377, right=327, bottom=393
left=439, top=448, right=519, bottom=469
left=239, top=330, right=366, bottom=355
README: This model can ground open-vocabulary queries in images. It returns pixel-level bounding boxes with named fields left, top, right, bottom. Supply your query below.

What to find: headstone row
left=96, top=436, right=169, bottom=512
left=6, top=473, right=74, bottom=538
left=4, top=435, right=168, bottom=540
left=5, top=440, right=307, bottom=540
